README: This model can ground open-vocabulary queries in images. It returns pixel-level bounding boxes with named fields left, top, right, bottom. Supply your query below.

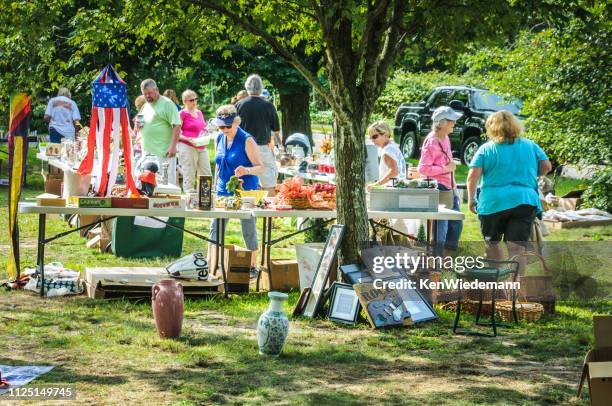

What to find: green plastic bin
left=111, top=216, right=185, bottom=258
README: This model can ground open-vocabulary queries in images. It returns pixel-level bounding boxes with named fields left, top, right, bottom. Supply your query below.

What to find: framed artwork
left=339, top=264, right=372, bottom=285
left=328, top=282, right=361, bottom=324
left=302, top=224, right=345, bottom=318
left=385, top=276, right=438, bottom=324
left=292, top=287, right=310, bottom=317
left=354, top=282, right=412, bottom=328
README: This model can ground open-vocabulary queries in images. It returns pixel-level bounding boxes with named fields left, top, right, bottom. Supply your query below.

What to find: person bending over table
left=208, top=104, right=265, bottom=273
left=467, top=110, right=551, bottom=272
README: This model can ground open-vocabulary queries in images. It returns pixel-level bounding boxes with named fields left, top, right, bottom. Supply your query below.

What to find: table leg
left=219, top=218, right=228, bottom=298
left=37, top=213, right=46, bottom=297
left=260, top=217, right=267, bottom=267
left=265, top=217, right=273, bottom=290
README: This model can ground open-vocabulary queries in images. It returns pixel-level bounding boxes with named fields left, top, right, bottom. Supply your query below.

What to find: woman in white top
left=366, top=121, right=406, bottom=191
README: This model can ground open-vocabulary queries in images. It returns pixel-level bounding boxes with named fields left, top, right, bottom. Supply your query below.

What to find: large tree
left=192, top=0, right=529, bottom=262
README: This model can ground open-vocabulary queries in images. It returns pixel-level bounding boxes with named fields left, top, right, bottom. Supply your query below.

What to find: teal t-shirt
left=140, top=96, right=182, bottom=156
left=469, top=137, right=548, bottom=215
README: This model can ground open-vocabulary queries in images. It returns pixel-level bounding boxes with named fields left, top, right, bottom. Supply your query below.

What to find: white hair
left=432, top=118, right=450, bottom=132
left=244, top=74, right=263, bottom=95
left=57, top=88, right=71, bottom=98
left=140, top=78, right=158, bottom=93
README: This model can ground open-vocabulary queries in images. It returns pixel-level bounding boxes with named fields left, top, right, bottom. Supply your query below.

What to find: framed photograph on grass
left=303, top=224, right=345, bottom=318
left=385, top=276, right=438, bottom=324
left=328, top=282, right=361, bottom=324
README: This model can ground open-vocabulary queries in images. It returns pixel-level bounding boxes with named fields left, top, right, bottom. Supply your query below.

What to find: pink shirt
left=179, top=110, right=207, bottom=149
left=417, top=132, right=453, bottom=189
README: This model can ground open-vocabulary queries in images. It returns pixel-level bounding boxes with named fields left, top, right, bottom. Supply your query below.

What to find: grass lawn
left=0, top=146, right=610, bottom=405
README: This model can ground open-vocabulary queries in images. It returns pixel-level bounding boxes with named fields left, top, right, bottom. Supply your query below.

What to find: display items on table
left=274, top=176, right=312, bottom=209
left=36, top=193, right=66, bottom=207
left=152, top=279, right=184, bottom=339
left=302, top=224, right=345, bottom=318
left=257, top=291, right=289, bottom=356
left=148, top=197, right=186, bottom=210
left=197, top=175, right=213, bottom=210
left=110, top=197, right=149, bottom=209
left=45, top=143, right=61, bottom=157
left=69, top=196, right=112, bottom=208
left=369, top=186, right=440, bottom=212
left=353, top=282, right=413, bottom=328
left=328, top=282, right=361, bottom=325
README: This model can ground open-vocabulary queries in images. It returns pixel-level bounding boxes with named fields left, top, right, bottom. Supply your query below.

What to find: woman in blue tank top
left=208, top=105, right=265, bottom=271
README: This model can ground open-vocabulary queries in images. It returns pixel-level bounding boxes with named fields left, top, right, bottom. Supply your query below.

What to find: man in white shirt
left=44, top=88, right=81, bottom=143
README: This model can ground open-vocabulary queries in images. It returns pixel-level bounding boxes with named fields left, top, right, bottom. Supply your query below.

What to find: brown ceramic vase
left=152, top=279, right=184, bottom=338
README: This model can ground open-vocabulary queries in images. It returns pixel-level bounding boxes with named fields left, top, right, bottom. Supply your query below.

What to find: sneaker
left=249, top=267, right=259, bottom=279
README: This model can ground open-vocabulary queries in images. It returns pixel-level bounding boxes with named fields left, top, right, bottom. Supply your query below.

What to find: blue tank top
left=215, top=127, right=258, bottom=196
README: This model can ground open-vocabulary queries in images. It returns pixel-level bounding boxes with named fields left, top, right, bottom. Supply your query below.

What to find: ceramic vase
left=257, top=292, right=289, bottom=356
left=152, top=279, right=184, bottom=339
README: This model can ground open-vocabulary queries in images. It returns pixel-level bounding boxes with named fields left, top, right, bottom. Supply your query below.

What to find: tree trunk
left=333, top=113, right=369, bottom=265
left=279, top=90, right=312, bottom=146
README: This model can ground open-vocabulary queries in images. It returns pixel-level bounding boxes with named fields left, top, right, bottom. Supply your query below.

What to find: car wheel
left=461, top=136, right=480, bottom=165
left=401, top=131, right=417, bottom=160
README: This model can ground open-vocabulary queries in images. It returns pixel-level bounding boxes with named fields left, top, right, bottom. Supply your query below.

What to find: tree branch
left=190, top=0, right=334, bottom=107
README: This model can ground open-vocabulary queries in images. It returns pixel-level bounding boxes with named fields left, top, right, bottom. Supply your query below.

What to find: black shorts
left=479, top=204, right=537, bottom=244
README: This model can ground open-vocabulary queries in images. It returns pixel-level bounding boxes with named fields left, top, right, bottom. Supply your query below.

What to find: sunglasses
left=218, top=125, right=232, bottom=129
left=186, top=98, right=198, bottom=102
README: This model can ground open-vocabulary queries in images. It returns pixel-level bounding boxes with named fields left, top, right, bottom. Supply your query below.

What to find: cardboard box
left=44, top=177, right=63, bottom=196
left=579, top=316, right=612, bottom=405
left=111, top=197, right=149, bottom=209
left=260, top=259, right=300, bottom=291
left=557, top=190, right=584, bottom=211
left=36, top=193, right=65, bottom=207
left=149, top=197, right=185, bottom=210
left=84, top=267, right=223, bottom=299
left=78, top=215, right=101, bottom=237
left=211, top=245, right=256, bottom=294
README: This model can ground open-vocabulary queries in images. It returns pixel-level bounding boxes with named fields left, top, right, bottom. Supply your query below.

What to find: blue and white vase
left=257, top=292, right=289, bottom=356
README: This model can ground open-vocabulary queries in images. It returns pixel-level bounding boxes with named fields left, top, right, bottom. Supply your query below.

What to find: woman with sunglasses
left=208, top=104, right=265, bottom=269
left=418, top=106, right=464, bottom=256
left=177, top=89, right=211, bottom=193
left=366, top=121, right=406, bottom=192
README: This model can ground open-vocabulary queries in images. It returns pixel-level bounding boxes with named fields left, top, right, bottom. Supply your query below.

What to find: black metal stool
left=453, top=259, right=520, bottom=337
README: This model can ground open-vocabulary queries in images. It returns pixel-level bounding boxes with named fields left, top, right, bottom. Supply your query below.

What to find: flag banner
left=7, top=93, right=31, bottom=281
left=78, top=65, right=138, bottom=196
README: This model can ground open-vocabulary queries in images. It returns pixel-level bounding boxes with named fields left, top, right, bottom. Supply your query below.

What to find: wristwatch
left=246, top=168, right=251, bottom=175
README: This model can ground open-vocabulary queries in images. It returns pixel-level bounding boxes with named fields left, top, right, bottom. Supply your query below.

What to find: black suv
left=393, top=86, right=522, bottom=164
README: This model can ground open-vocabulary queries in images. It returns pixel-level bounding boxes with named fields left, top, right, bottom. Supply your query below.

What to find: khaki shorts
left=258, top=145, right=278, bottom=188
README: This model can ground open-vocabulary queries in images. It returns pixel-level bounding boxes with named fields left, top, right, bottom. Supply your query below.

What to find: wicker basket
left=284, top=197, right=311, bottom=210
left=496, top=301, right=544, bottom=322
left=443, top=300, right=544, bottom=322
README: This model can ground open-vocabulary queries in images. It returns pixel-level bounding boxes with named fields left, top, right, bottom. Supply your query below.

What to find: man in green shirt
left=138, top=78, right=182, bottom=185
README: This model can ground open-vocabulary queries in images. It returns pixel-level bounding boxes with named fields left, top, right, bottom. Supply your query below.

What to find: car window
left=473, top=91, right=522, bottom=114
left=452, top=90, right=469, bottom=106
left=430, top=90, right=454, bottom=108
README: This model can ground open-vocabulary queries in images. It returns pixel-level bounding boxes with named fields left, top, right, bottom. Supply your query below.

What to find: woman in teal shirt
left=467, top=111, right=551, bottom=261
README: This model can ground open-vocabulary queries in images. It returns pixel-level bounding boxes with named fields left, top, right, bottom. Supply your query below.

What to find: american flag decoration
left=78, top=65, right=139, bottom=196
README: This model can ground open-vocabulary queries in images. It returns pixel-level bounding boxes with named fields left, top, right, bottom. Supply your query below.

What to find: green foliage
left=374, top=69, right=484, bottom=118
left=462, top=19, right=611, bottom=169
left=582, top=167, right=612, bottom=212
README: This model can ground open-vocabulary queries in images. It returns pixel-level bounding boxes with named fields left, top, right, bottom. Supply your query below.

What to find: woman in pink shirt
left=178, top=89, right=212, bottom=193
left=418, top=106, right=464, bottom=255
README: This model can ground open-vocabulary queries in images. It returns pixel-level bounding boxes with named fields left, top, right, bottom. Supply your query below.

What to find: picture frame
left=302, top=224, right=345, bottom=318
left=384, top=276, right=438, bottom=324
left=292, top=287, right=311, bottom=317
left=327, top=282, right=361, bottom=325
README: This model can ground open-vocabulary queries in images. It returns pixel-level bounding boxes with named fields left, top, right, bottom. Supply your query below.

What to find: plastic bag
left=166, top=252, right=210, bottom=281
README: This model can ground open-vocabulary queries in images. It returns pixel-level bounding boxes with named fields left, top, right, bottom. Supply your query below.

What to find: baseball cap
left=432, top=106, right=463, bottom=122
left=212, top=112, right=237, bottom=127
